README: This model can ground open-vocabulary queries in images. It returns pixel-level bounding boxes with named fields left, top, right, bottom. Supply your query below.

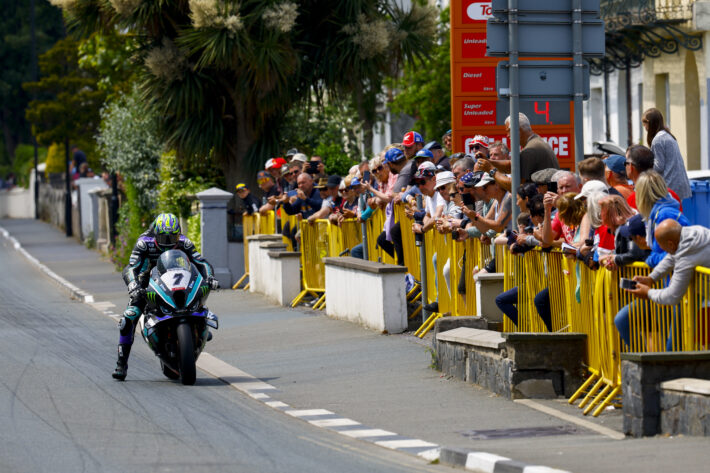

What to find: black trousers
left=376, top=222, right=404, bottom=266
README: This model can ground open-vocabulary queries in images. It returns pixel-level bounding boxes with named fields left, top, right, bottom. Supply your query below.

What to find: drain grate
left=460, top=425, right=579, bottom=440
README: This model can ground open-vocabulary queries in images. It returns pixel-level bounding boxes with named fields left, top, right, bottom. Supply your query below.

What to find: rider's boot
left=112, top=343, right=131, bottom=380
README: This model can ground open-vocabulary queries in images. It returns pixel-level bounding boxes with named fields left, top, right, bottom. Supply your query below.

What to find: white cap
left=574, top=180, right=608, bottom=200
left=291, top=153, right=307, bottom=163
left=417, top=161, right=436, bottom=172
left=435, top=171, right=456, bottom=189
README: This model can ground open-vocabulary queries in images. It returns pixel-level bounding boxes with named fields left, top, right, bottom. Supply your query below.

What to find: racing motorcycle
left=138, top=249, right=218, bottom=385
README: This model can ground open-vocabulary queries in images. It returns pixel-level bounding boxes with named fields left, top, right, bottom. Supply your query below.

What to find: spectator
left=307, top=175, right=342, bottom=224
left=489, top=141, right=510, bottom=161
left=365, top=154, right=395, bottom=208
left=307, top=156, right=327, bottom=181
left=283, top=161, right=302, bottom=192
left=425, top=141, right=450, bottom=171
left=376, top=147, right=409, bottom=265
left=468, top=135, right=490, bottom=160
left=281, top=172, right=323, bottom=247
left=265, top=157, right=287, bottom=193
left=625, top=144, right=683, bottom=210
left=408, top=165, right=445, bottom=235
left=414, top=149, right=434, bottom=169
left=235, top=183, right=260, bottom=215
left=530, top=167, right=559, bottom=195
left=258, top=170, right=281, bottom=214
left=600, top=213, right=650, bottom=271
left=643, top=108, right=691, bottom=200
left=619, top=220, right=710, bottom=351
left=451, top=155, right=475, bottom=180
left=603, top=154, right=634, bottom=200
left=389, top=146, right=417, bottom=199
left=461, top=174, right=512, bottom=235
left=593, top=194, right=636, bottom=268
left=291, top=152, right=308, bottom=164
left=402, top=131, right=425, bottom=159
left=285, top=148, right=299, bottom=162
left=516, top=182, right=539, bottom=213
left=635, top=170, right=690, bottom=267
left=442, top=129, right=452, bottom=154
left=475, top=112, right=559, bottom=192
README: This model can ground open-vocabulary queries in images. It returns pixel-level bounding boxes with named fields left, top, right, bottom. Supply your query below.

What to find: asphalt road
left=0, top=236, right=452, bottom=473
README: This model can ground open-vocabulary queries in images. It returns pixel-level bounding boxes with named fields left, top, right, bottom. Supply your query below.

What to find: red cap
left=265, top=157, right=287, bottom=169
left=402, top=131, right=424, bottom=147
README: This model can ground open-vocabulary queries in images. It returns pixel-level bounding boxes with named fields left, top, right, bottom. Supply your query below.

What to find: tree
left=0, top=0, right=63, bottom=164
left=54, top=0, right=436, bottom=191
left=388, top=7, right=451, bottom=143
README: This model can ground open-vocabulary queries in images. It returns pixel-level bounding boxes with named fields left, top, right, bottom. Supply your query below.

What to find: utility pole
left=30, top=0, right=40, bottom=219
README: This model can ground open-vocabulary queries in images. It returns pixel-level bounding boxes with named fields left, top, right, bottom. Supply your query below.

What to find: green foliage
left=109, top=179, right=151, bottom=270
left=11, top=144, right=48, bottom=187
left=77, top=32, right=139, bottom=97
left=279, top=100, right=360, bottom=175
left=24, top=37, right=106, bottom=150
left=157, top=150, right=219, bottom=220
left=97, top=85, right=162, bottom=213
left=186, top=213, right=202, bottom=254
left=58, top=0, right=437, bottom=191
left=388, top=7, right=451, bottom=142
left=0, top=1, right=63, bottom=162
left=45, top=142, right=66, bottom=175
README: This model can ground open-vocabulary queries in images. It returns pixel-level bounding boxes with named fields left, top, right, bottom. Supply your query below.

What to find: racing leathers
left=112, top=230, right=217, bottom=380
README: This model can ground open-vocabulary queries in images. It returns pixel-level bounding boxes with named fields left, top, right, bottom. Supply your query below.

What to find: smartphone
left=548, top=181, right=558, bottom=194
left=363, top=170, right=370, bottom=183
left=619, top=278, right=638, bottom=290
left=561, top=242, right=577, bottom=254
left=287, top=190, right=298, bottom=198
left=307, top=161, right=319, bottom=173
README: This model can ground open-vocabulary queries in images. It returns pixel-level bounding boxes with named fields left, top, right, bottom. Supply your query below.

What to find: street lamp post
left=30, top=0, right=40, bottom=219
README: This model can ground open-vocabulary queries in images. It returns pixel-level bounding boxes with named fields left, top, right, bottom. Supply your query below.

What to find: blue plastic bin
left=682, top=180, right=710, bottom=228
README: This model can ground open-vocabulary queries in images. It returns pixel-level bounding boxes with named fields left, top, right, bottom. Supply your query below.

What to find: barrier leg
left=592, top=385, right=621, bottom=417
left=291, top=290, right=312, bottom=308
left=409, top=304, right=422, bottom=320
left=583, top=383, right=612, bottom=416
left=232, top=273, right=249, bottom=290
left=243, top=282, right=250, bottom=291
left=313, top=294, right=326, bottom=310
left=417, top=313, right=442, bottom=338
left=578, top=377, right=605, bottom=409
left=568, top=372, right=598, bottom=405
left=415, top=312, right=439, bottom=336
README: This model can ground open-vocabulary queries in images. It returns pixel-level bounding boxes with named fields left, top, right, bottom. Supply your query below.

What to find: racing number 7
left=173, top=273, right=183, bottom=285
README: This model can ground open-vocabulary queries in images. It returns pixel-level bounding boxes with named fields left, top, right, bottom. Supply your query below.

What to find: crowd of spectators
left=237, top=109, right=700, bottom=347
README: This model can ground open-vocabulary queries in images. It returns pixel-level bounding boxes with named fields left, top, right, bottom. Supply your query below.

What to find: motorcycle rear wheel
left=160, top=360, right=179, bottom=380
left=177, top=323, right=196, bottom=385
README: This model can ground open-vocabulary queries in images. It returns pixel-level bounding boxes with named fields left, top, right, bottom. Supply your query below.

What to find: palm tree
left=52, top=0, right=436, bottom=189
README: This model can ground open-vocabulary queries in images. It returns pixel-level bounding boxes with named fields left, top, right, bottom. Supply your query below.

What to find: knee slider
left=119, top=306, right=142, bottom=332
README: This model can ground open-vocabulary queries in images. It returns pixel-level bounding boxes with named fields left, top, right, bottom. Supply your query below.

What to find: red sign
left=462, top=1, right=492, bottom=24
left=459, top=65, right=496, bottom=94
left=461, top=31, right=487, bottom=58
left=460, top=100, right=497, bottom=127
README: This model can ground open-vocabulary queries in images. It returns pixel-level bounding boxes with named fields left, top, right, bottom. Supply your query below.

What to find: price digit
left=534, top=101, right=551, bottom=124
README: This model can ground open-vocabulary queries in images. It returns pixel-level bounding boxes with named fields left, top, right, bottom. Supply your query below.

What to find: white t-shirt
left=425, top=192, right=446, bottom=218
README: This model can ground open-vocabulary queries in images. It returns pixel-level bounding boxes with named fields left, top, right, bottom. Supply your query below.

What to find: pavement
left=2, top=217, right=710, bottom=473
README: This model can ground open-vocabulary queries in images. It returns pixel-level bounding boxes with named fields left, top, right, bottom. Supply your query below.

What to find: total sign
left=462, top=133, right=574, bottom=169
left=463, top=1, right=492, bottom=23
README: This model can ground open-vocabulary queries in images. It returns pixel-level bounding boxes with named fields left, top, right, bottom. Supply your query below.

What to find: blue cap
left=350, top=177, right=361, bottom=187
left=403, top=131, right=424, bottom=146
left=384, top=148, right=405, bottom=163
left=415, top=149, right=434, bottom=160
left=604, top=154, right=626, bottom=175
left=619, top=214, right=646, bottom=238
left=461, top=171, right=485, bottom=187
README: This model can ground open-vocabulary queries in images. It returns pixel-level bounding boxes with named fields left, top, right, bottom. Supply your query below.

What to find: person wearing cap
left=331, top=176, right=361, bottom=226
left=414, top=148, right=434, bottom=165
left=385, top=147, right=417, bottom=202
left=374, top=146, right=410, bottom=265
left=306, top=176, right=341, bottom=224
left=285, top=148, right=299, bottom=162
left=425, top=141, right=450, bottom=171
left=406, top=164, right=445, bottom=235
left=257, top=170, right=281, bottom=214
left=603, top=154, right=633, bottom=200
left=265, top=157, right=288, bottom=193
left=459, top=173, right=513, bottom=236
left=455, top=171, right=496, bottom=241
left=530, top=167, right=559, bottom=195
left=282, top=161, right=300, bottom=192
left=467, top=135, right=490, bottom=160
left=475, top=113, right=559, bottom=192
left=235, top=183, right=260, bottom=215
left=599, top=210, right=650, bottom=271
left=402, top=131, right=425, bottom=159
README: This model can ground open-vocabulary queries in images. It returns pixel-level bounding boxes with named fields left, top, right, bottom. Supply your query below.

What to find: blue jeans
left=533, top=288, right=553, bottom=332
left=351, top=243, right=364, bottom=259
left=614, top=300, right=680, bottom=352
left=496, top=287, right=518, bottom=326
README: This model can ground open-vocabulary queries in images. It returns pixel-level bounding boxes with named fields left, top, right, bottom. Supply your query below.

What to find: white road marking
left=309, top=418, right=360, bottom=427
left=340, top=429, right=397, bottom=438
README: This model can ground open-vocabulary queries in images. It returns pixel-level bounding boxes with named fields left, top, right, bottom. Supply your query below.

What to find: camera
left=619, top=278, right=638, bottom=290
left=306, top=161, right=319, bottom=174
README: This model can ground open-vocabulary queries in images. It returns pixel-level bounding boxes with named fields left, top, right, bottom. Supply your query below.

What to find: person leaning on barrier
left=458, top=174, right=513, bottom=237
left=600, top=213, right=650, bottom=271
left=257, top=170, right=281, bottom=214
left=376, top=147, right=409, bottom=265
left=235, top=183, right=260, bottom=215
left=280, top=172, right=323, bottom=248
left=617, top=220, right=710, bottom=351
left=307, top=176, right=340, bottom=224
left=541, top=171, right=583, bottom=248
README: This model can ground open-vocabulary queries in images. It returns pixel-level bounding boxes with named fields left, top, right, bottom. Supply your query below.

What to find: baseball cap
left=435, top=171, right=456, bottom=189
left=574, top=180, right=608, bottom=200
left=414, top=161, right=437, bottom=180
left=384, top=147, right=405, bottom=163
left=265, top=157, right=287, bottom=170
left=291, top=153, right=308, bottom=163
left=235, top=183, right=247, bottom=191
left=257, top=170, right=271, bottom=180
left=470, top=135, right=490, bottom=149
left=461, top=171, right=484, bottom=187
left=474, top=174, right=496, bottom=187
left=604, top=154, right=626, bottom=175
left=530, top=168, right=559, bottom=185
left=314, top=177, right=328, bottom=189
left=619, top=214, right=646, bottom=238
left=285, top=148, right=298, bottom=158
left=326, top=175, right=342, bottom=188
left=402, top=131, right=424, bottom=147
left=415, top=149, right=434, bottom=160
left=424, top=141, right=443, bottom=151
left=350, top=177, right=361, bottom=187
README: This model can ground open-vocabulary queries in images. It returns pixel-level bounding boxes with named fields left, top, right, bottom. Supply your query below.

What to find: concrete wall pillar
left=196, top=187, right=233, bottom=288
left=76, top=178, right=107, bottom=241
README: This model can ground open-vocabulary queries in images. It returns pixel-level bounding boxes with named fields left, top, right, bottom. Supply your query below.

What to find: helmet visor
left=156, top=232, right=178, bottom=249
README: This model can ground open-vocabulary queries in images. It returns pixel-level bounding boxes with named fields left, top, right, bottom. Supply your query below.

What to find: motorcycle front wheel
left=177, top=323, right=196, bottom=385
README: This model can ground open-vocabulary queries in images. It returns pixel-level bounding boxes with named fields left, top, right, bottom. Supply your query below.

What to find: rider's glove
left=127, top=281, right=146, bottom=302
left=207, top=276, right=220, bottom=291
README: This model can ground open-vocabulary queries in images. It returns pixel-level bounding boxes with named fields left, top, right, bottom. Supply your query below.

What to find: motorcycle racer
left=112, top=213, right=219, bottom=380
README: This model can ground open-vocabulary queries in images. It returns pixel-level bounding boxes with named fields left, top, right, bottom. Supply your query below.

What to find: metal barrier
left=365, top=207, right=396, bottom=265
left=232, top=213, right=260, bottom=290
left=281, top=212, right=299, bottom=251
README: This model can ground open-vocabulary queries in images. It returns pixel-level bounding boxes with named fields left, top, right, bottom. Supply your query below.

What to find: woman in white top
left=643, top=108, right=691, bottom=200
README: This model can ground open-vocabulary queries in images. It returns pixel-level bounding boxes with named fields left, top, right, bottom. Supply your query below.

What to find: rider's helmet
left=153, top=213, right=181, bottom=251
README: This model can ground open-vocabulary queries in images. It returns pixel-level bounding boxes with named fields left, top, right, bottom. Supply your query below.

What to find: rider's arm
left=181, top=237, right=214, bottom=279
left=122, top=238, right=151, bottom=287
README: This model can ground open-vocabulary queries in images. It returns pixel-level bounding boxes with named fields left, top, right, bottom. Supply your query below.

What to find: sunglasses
left=257, top=178, right=270, bottom=185
left=472, top=144, right=484, bottom=150
left=374, top=166, right=384, bottom=172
